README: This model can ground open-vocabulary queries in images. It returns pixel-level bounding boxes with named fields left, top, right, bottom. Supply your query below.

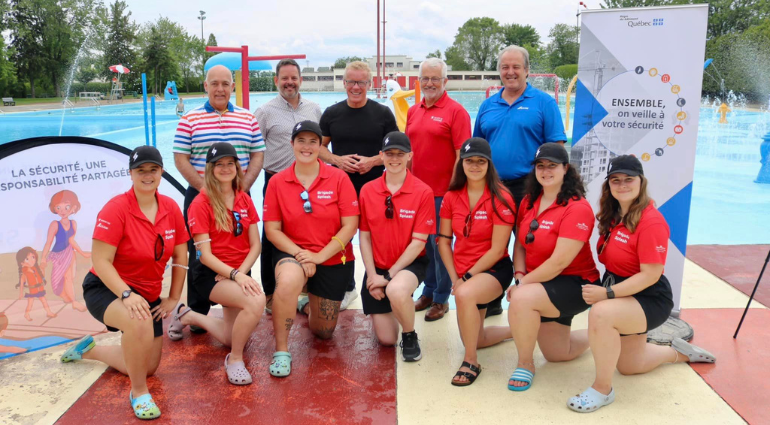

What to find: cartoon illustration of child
left=40, top=190, right=89, bottom=312
left=16, top=247, right=57, bottom=321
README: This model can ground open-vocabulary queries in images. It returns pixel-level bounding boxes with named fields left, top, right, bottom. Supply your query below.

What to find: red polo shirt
left=263, top=159, right=359, bottom=266
left=188, top=189, right=259, bottom=269
left=91, top=189, right=189, bottom=301
left=516, top=194, right=599, bottom=282
left=440, top=185, right=516, bottom=276
left=359, top=171, right=435, bottom=269
left=406, top=91, right=471, bottom=197
left=598, top=202, right=669, bottom=277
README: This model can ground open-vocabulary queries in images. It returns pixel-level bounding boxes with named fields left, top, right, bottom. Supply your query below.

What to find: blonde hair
left=596, top=175, right=653, bottom=234
left=345, top=61, right=372, bottom=81
left=203, top=159, right=244, bottom=232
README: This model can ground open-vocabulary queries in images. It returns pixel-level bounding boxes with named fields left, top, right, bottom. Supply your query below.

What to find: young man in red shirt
left=359, top=132, right=435, bottom=361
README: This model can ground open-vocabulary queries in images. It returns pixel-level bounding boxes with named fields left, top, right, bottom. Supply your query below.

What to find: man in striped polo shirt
left=254, top=59, right=322, bottom=312
left=173, top=64, right=265, bottom=323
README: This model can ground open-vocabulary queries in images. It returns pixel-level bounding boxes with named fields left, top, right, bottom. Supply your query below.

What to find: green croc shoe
left=270, top=351, right=292, bottom=377
left=61, top=335, right=95, bottom=363
left=129, top=391, right=161, bottom=420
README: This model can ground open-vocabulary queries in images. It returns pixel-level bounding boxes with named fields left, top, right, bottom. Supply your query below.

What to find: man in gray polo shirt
left=254, top=59, right=322, bottom=311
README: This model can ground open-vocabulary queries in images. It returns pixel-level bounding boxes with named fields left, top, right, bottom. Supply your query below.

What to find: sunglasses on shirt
left=300, top=190, right=312, bottom=213
left=232, top=211, right=243, bottom=237
left=598, top=225, right=615, bottom=255
left=463, top=213, right=473, bottom=238
left=154, top=233, right=165, bottom=261
left=524, top=219, right=539, bottom=244
left=385, top=195, right=394, bottom=219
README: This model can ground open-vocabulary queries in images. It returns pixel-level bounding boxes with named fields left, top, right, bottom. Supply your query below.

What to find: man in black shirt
left=320, top=61, right=398, bottom=309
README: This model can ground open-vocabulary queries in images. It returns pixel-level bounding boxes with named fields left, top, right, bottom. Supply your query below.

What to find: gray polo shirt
left=254, top=94, right=322, bottom=173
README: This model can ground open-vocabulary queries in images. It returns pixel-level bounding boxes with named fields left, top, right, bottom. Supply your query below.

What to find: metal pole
left=383, top=0, right=386, bottom=85
left=151, top=97, right=157, bottom=148
left=734, top=248, right=770, bottom=338
left=241, top=46, right=250, bottom=110
left=142, top=73, right=149, bottom=146
left=377, top=0, right=380, bottom=97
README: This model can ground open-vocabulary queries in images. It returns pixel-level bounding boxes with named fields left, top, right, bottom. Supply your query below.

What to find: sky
left=124, top=0, right=594, bottom=67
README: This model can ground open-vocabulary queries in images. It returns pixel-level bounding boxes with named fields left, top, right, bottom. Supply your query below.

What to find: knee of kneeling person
left=123, top=317, right=154, bottom=338
left=311, top=325, right=336, bottom=340
left=616, top=362, right=642, bottom=376
left=384, top=283, right=409, bottom=303
left=508, top=285, right=538, bottom=310
left=243, top=293, right=267, bottom=315
left=588, top=301, right=615, bottom=327
left=377, top=333, right=398, bottom=347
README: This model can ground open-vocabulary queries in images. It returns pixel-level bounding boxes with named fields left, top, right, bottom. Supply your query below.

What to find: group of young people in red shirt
left=59, top=122, right=716, bottom=419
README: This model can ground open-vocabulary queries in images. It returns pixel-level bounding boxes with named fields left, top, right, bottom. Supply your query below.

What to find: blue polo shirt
left=473, top=83, right=566, bottom=180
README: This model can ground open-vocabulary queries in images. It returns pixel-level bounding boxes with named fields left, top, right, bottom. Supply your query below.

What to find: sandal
left=129, top=391, right=161, bottom=420
left=508, top=367, right=535, bottom=392
left=61, top=335, right=95, bottom=362
left=167, top=304, right=192, bottom=341
left=451, top=361, right=481, bottom=387
left=672, top=337, right=716, bottom=363
left=225, top=353, right=253, bottom=385
left=297, top=296, right=310, bottom=315
left=270, top=351, right=292, bottom=377
left=567, top=387, right=615, bottom=413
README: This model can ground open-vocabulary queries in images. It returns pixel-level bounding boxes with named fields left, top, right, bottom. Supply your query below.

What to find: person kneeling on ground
left=438, top=137, right=516, bottom=386
left=60, top=146, right=188, bottom=420
left=567, top=155, right=716, bottom=413
left=263, top=120, right=359, bottom=377
left=167, top=142, right=266, bottom=386
left=359, top=132, right=435, bottom=361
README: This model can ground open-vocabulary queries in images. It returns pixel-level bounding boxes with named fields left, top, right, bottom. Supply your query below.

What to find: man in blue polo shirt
left=473, top=44, right=566, bottom=317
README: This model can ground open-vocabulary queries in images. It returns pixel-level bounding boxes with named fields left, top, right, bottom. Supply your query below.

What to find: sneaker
left=400, top=331, right=422, bottom=362
left=485, top=299, right=503, bottom=318
left=340, top=290, right=358, bottom=311
left=190, top=325, right=207, bottom=334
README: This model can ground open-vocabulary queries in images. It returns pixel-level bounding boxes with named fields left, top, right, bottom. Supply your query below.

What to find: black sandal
left=451, top=361, right=481, bottom=387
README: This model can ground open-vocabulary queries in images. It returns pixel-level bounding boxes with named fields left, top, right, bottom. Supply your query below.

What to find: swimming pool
left=1, top=91, right=768, bottom=245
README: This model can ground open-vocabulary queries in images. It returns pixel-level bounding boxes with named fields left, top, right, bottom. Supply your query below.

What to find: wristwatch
left=121, top=289, right=132, bottom=300
left=606, top=286, right=615, bottom=299
left=384, top=271, right=393, bottom=281
left=463, top=272, right=473, bottom=282
left=514, top=278, right=520, bottom=286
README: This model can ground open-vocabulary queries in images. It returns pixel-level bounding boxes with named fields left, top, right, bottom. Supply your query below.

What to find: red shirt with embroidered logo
left=440, top=184, right=516, bottom=276
left=263, top=159, right=359, bottom=266
left=517, top=194, right=599, bottom=282
left=598, top=202, right=670, bottom=277
left=406, top=91, right=471, bottom=197
left=91, top=189, right=189, bottom=301
left=360, top=170, right=435, bottom=269
left=188, top=189, right=259, bottom=269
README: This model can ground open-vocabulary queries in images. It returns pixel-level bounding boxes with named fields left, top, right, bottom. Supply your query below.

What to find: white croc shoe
left=340, top=290, right=358, bottom=311
left=672, top=337, right=716, bottom=363
left=568, top=387, right=615, bottom=413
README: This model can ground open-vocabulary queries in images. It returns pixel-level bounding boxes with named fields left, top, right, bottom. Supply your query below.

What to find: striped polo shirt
left=173, top=101, right=266, bottom=174
left=254, top=94, right=322, bottom=173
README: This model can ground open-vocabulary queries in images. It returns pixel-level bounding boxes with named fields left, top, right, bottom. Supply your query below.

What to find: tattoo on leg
left=284, top=318, right=293, bottom=331
left=314, top=325, right=336, bottom=340
left=319, top=299, right=340, bottom=321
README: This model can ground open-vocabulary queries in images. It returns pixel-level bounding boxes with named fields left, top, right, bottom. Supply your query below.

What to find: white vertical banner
left=571, top=5, right=709, bottom=311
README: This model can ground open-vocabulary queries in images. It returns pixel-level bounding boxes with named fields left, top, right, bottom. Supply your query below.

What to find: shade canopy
left=204, top=53, right=272, bottom=72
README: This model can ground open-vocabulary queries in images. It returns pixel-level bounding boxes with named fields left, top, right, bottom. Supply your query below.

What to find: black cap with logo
left=381, top=131, right=411, bottom=153
left=533, top=142, right=569, bottom=164
left=291, top=120, right=323, bottom=141
left=206, top=142, right=239, bottom=163
left=460, top=137, right=492, bottom=161
left=606, top=154, right=644, bottom=179
left=129, top=146, right=164, bottom=169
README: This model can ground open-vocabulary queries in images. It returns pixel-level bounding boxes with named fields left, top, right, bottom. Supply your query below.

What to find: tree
left=447, top=17, right=502, bottom=71
left=426, top=49, right=442, bottom=59
left=141, top=25, right=176, bottom=94
left=177, top=35, right=204, bottom=93
left=444, top=45, right=470, bottom=71
left=101, top=0, right=137, bottom=83
left=500, top=23, right=541, bottom=48
left=333, top=56, right=364, bottom=69
left=545, top=24, right=579, bottom=70
left=9, top=0, right=46, bottom=97
left=0, top=36, right=18, bottom=96
left=76, top=56, right=99, bottom=91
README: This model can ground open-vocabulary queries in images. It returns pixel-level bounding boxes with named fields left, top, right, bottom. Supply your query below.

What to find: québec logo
left=655, top=245, right=667, bottom=253
left=577, top=223, right=589, bottom=231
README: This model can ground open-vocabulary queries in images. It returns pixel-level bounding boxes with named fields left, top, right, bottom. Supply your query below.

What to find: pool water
left=1, top=91, right=768, bottom=245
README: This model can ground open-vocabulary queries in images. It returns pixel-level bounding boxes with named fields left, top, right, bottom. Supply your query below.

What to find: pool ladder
left=89, top=98, right=100, bottom=109
left=62, top=99, right=75, bottom=111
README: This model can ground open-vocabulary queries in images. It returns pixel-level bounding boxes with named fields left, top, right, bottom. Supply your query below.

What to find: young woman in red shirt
left=167, top=142, right=266, bottom=386
left=568, top=155, right=716, bottom=413
left=507, top=142, right=600, bottom=392
left=60, top=146, right=188, bottom=420
left=438, top=137, right=516, bottom=386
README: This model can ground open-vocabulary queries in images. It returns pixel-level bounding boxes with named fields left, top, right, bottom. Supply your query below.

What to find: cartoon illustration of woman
left=40, top=190, right=89, bottom=312
left=16, top=247, right=57, bottom=321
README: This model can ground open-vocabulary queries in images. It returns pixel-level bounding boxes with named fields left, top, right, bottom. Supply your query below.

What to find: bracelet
left=412, top=236, right=428, bottom=243
left=437, top=234, right=453, bottom=239
left=171, top=264, right=189, bottom=270
left=331, top=236, right=347, bottom=265
left=230, top=268, right=239, bottom=280
left=193, top=239, right=212, bottom=246
left=514, top=271, right=525, bottom=277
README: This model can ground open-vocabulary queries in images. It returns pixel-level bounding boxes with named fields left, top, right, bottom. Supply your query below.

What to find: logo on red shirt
left=577, top=222, right=589, bottom=231
left=655, top=245, right=667, bottom=253
left=427, top=219, right=434, bottom=226
left=352, top=200, right=359, bottom=207
left=317, top=190, right=334, bottom=199
left=430, top=116, right=443, bottom=122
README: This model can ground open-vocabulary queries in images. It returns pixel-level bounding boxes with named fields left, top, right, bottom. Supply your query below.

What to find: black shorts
left=540, top=275, right=600, bottom=326
left=273, top=250, right=354, bottom=302
left=82, top=272, right=163, bottom=338
left=191, top=261, right=252, bottom=306
left=477, top=256, right=514, bottom=310
left=361, top=256, right=429, bottom=315
left=603, top=271, right=674, bottom=335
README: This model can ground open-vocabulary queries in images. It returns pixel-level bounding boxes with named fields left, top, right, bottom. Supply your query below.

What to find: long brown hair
left=522, top=162, right=586, bottom=210
left=16, top=247, right=45, bottom=289
left=596, top=175, right=653, bottom=234
left=448, top=157, right=515, bottom=224
left=203, top=158, right=244, bottom=232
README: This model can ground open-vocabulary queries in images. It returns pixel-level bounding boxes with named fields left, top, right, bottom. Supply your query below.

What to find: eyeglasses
left=524, top=219, right=539, bottom=244
left=300, top=190, right=312, bottom=213
left=463, top=213, right=473, bottom=238
left=385, top=195, right=394, bottom=219
left=419, top=77, right=443, bottom=84
left=344, top=80, right=369, bottom=87
left=232, top=211, right=243, bottom=237
left=154, top=234, right=165, bottom=261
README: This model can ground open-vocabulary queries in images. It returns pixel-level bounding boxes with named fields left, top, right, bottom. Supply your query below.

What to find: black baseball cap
left=460, top=137, right=492, bottom=161
left=129, top=146, right=163, bottom=169
left=533, top=142, right=569, bottom=164
left=291, top=120, right=323, bottom=141
left=381, top=131, right=411, bottom=153
left=206, top=142, right=238, bottom=163
left=606, top=154, right=644, bottom=178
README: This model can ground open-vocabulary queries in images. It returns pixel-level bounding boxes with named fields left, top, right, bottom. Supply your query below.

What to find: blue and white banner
left=572, top=5, right=709, bottom=311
